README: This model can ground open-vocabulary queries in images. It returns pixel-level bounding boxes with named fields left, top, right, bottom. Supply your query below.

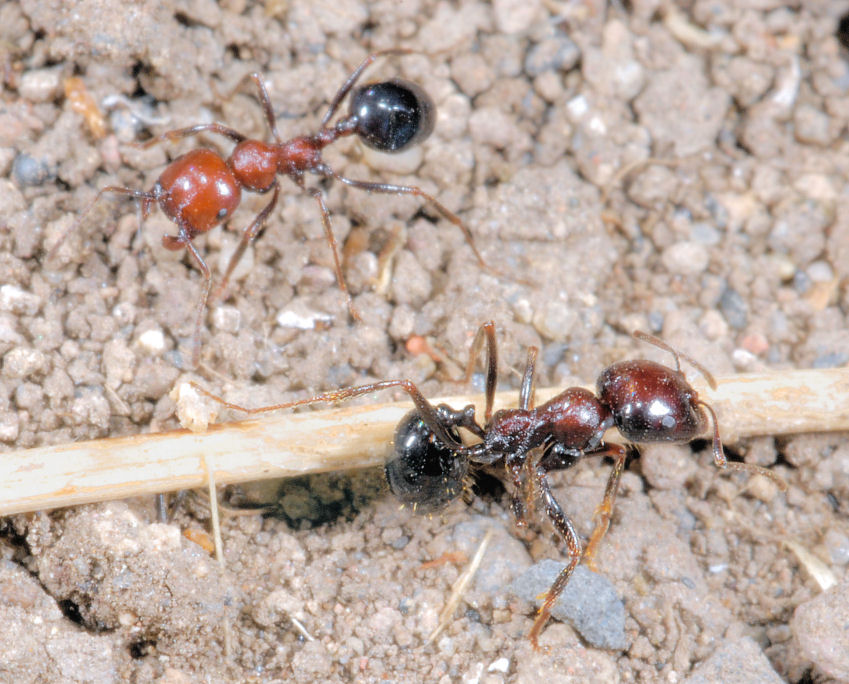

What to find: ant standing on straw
left=51, top=50, right=497, bottom=366
left=193, top=322, right=786, bottom=649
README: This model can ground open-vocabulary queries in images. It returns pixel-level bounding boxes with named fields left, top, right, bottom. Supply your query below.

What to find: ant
left=52, top=50, right=496, bottom=366
left=191, top=322, right=786, bottom=649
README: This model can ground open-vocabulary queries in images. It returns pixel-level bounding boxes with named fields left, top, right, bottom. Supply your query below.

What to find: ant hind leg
left=528, top=463, right=583, bottom=651
left=582, top=444, right=628, bottom=571
left=320, top=49, right=414, bottom=127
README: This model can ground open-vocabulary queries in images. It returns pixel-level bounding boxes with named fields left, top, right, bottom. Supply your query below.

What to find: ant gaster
left=54, top=50, right=495, bottom=366
left=192, top=322, right=786, bottom=649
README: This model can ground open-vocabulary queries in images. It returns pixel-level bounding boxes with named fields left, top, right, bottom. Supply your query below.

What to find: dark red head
left=597, top=360, right=705, bottom=444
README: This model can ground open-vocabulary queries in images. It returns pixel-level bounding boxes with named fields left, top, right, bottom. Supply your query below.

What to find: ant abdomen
left=597, top=360, right=704, bottom=444
left=385, top=409, right=466, bottom=512
left=349, top=79, right=435, bottom=152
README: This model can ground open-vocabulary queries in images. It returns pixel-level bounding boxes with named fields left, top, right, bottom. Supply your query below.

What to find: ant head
left=349, top=79, right=435, bottom=152
left=385, top=410, right=467, bottom=513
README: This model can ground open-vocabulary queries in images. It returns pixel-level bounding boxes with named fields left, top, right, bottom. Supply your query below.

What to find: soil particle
left=511, top=561, right=627, bottom=650
left=791, top=577, right=849, bottom=681
left=683, top=636, right=784, bottom=684
left=28, top=502, right=238, bottom=676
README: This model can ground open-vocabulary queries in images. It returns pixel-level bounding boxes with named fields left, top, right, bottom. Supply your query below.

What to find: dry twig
left=0, top=367, right=847, bottom=516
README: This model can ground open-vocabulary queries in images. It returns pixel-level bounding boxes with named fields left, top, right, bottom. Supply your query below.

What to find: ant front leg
left=519, top=346, right=538, bottom=411
left=162, top=228, right=212, bottom=369
left=212, top=184, right=280, bottom=304
left=528, top=463, right=583, bottom=651
left=190, top=378, right=464, bottom=451
left=505, top=453, right=534, bottom=529
left=582, top=444, right=627, bottom=572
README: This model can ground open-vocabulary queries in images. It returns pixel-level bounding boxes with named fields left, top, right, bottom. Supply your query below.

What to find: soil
left=1, top=0, right=849, bottom=682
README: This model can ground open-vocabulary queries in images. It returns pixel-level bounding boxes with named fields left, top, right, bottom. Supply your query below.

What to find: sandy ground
left=1, top=0, right=849, bottom=681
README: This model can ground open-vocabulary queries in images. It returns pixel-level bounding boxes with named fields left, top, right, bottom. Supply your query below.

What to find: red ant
left=191, top=322, right=786, bottom=649
left=52, top=50, right=495, bottom=366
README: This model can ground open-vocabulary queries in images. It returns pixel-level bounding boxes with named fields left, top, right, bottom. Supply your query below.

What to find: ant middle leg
left=133, top=122, right=247, bottom=149
left=211, top=184, right=281, bottom=304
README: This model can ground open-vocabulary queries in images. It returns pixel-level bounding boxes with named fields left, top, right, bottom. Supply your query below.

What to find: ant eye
left=349, top=79, right=435, bottom=152
left=217, top=207, right=229, bottom=219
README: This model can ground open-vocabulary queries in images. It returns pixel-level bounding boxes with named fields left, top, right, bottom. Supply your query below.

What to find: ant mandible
left=53, top=50, right=496, bottom=366
left=192, top=322, right=786, bottom=649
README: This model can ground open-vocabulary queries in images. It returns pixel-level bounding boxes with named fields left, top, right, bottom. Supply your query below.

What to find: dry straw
left=1, top=367, right=847, bottom=516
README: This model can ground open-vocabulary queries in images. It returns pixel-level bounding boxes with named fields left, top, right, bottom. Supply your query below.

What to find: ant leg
left=633, top=331, right=717, bottom=390
left=49, top=186, right=158, bottom=259
left=320, top=49, right=414, bottom=128
left=528, top=463, right=582, bottom=651
left=506, top=456, right=530, bottom=528
left=458, top=322, right=498, bottom=422
left=519, top=346, right=538, bottom=411
left=190, top=378, right=465, bottom=451
left=243, top=73, right=282, bottom=143
left=179, top=236, right=212, bottom=369
left=699, top=401, right=788, bottom=491
left=582, top=444, right=627, bottom=571
left=212, top=183, right=280, bottom=304
left=305, top=185, right=361, bottom=321
left=328, top=172, right=505, bottom=279
left=133, top=123, right=247, bottom=150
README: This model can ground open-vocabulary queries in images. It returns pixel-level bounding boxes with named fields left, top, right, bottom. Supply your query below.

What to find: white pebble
left=136, top=328, right=166, bottom=354
left=0, top=284, right=41, bottom=316
left=212, top=305, right=241, bottom=333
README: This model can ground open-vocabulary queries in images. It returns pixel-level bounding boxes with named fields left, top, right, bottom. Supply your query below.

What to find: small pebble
left=719, top=287, right=748, bottom=330
left=662, top=241, right=710, bottom=275
left=3, top=347, right=48, bottom=379
left=792, top=579, right=849, bottom=681
left=493, top=0, right=540, bottom=34
left=171, top=381, right=219, bottom=433
left=511, top=561, right=628, bottom=650
left=0, top=284, right=42, bottom=316
left=12, top=153, right=52, bottom=187
left=136, top=328, right=166, bottom=354
left=18, top=67, right=62, bottom=102
left=683, top=636, right=783, bottom=683
left=524, top=36, right=580, bottom=76
left=212, top=305, right=241, bottom=334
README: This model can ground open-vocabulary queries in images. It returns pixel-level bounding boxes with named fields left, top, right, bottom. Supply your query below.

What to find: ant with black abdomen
left=52, top=50, right=499, bottom=366
left=191, top=321, right=786, bottom=649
